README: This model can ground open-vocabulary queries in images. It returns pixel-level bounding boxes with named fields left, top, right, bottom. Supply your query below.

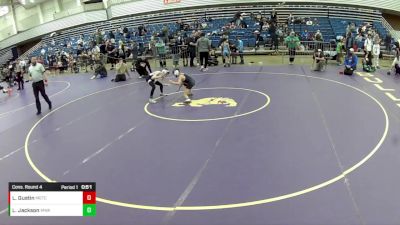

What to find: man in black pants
left=15, top=60, right=24, bottom=90
left=197, top=32, right=211, bottom=72
left=28, top=57, right=52, bottom=115
left=187, top=34, right=197, bottom=67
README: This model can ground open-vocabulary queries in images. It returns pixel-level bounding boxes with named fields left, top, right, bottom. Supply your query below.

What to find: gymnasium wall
left=0, top=0, right=84, bottom=43
left=108, top=0, right=400, bottom=18
left=1, top=0, right=400, bottom=49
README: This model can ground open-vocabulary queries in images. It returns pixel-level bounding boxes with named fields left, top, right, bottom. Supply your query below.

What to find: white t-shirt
left=372, top=44, right=380, bottom=56
left=364, top=38, right=373, bottom=52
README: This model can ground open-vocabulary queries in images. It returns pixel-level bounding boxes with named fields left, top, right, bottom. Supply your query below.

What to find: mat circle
left=144, top=87, right=271, bottom=122
left=24, top=73, right=389, bottom=211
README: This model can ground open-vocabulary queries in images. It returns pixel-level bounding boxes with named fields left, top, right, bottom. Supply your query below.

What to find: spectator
left=301, top=29, right=309, bottom=41
left=269, top=23, right=278, bottom=51
left=117, top=26, right=123, bottom=36
left=236, top=36, right=244, bottom=64
left=77, top=34, right=84, bottom=45
left=130, top=41, right=139, bottom=71
left=312, top=49, right=326, bottom=71
left=177, top=19, right=184, bottom=31
left=314, top=30, right=323, bottom=41
left=138, top=24, right=147, bottom=36
left=287, top=13, right=294, bottom=25
left=270, top=9, right=278, bottom=24
left=345, top=32, right=355, bottom=54
left=169, top=36, right=181, bottom=69
left=197, top=32, right=211, bottom=71
left=15, top=59, right=24, bottom=90
left=91, top=62, right=107, bottom=79
left=161, top=25, right=169, bottom=43
left=343, top=48, right=358, bottom=75
left=262, top=19, right=269, bottom=31
left=118, top=41, right=126, bottom=59
left=106, top=40, right=117, bottom=70
left=91, top=41, right=101, bottom=64
left=385, top=33, right=392, bottom=52
left=276, top=26, right=284, bottom=45
left=112, top=58, right=130, bottom=82
left=254, top=30, right=264, bottom=49
left=187, top=33, right=197, bottom=67
left=259, top=16, right=264, bottom=31
left=94, top=28, right=103, bottom=45
left=123, top=26, right=129, bottom=37
left=313, top=18, right=319, bottom=26
left=364, top=34, right=373, bottom=66
left=372, top=39, right=380, bottom=69
left=284, top=32, right=300, bottom=65
left=155, top=38, right=166, bottom=68
left=336, top=37, right=345, bottom=66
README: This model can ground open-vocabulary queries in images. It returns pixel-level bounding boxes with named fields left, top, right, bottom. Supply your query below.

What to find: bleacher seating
left=25, top=4, right=391, bottom=62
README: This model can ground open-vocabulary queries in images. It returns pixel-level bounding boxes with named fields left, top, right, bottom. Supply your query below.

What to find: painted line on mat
left=24, top=72, right=389, bottom=211
left=0, top=81, right=71, bottom=119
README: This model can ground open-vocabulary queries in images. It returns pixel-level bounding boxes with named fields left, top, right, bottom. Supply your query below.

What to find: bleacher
left=27, top=4, right=391, bottom=61
left=0, top=47, right=14, bottom=67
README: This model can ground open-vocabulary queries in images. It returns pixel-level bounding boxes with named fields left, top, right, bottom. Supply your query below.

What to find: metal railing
left=381, top=16, right=400, bottom=41
left=281, top=41, right=335, bottom=63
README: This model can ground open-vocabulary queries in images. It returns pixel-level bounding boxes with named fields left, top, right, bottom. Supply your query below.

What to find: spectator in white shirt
left=372, top=40, right=380, bottom=69
left=364, top=34, right=373, bottom=66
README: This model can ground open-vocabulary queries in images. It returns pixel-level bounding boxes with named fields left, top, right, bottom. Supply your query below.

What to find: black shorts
left=184, top=84, right=194, bottom=89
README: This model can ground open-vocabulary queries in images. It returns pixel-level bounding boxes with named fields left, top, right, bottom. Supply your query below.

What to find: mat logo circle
left=172, top=97, right=237, bottom=108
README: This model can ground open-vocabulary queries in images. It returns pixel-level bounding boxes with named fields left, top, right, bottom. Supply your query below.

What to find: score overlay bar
left=9, top=182, right=96, bottom=217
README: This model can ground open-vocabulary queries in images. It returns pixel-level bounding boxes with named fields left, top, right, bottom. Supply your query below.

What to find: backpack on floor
left=363, top=64, right=376, bottom=73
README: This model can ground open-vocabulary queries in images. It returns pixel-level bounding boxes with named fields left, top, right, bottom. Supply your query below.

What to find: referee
left=28, top=57, right=52, bottom=115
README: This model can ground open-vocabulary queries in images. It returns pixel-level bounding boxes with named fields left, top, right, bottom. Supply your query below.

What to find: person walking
left=28, top=57, right=52, bottom=115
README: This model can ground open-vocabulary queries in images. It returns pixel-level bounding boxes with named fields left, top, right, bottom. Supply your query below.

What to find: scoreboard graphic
left=8, top=182, right=96, bottom=217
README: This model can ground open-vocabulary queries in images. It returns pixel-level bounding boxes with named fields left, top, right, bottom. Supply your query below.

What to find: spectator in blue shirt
left=236, top=36, right=244, bottom=64
left=343, top=48, right=358, bottom=75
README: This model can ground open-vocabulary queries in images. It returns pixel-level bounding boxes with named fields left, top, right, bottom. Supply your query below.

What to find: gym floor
left=1, top=59, right=400, bottom=225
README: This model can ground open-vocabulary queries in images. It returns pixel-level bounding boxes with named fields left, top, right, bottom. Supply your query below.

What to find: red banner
left=164, top=0, right=181, bottom=4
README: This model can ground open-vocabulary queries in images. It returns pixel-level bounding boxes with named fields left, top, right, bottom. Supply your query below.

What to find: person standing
left=196, top=33, right=211, bottom=72
left=187, top=34, right=197, bottom=67
left=237, top=36, right=244, bottom=64
left=28, top=57, right=52, bottom=115
left=284, top=32, right=300, bottom=65
left=364, top=34, right=373, bottom=67
left=336, top=37, right=345, bottom=66
left=15, top=60, right=24, bottom=90
left=372, top=39, right=381, bottom=69
left=345, top=32, right=355, bottom=54
left=155, top=38, right=167, bottom=68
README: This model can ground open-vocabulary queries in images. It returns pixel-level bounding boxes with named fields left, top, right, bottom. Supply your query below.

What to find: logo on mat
left=172, top=97, right=238, bottom=108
